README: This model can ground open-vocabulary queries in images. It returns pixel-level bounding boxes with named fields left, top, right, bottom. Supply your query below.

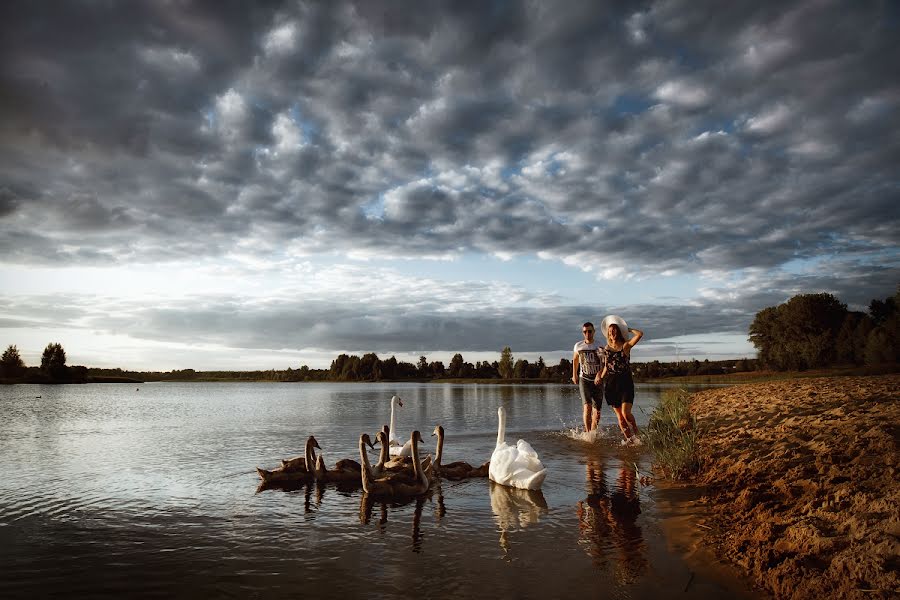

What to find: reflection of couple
left=576, top=461, right=647, bottom=583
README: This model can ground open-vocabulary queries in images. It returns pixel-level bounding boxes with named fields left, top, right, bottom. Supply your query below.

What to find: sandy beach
left=685, top=374, right=899, bottom=599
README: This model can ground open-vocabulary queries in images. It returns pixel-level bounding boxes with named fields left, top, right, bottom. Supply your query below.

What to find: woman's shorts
left=578, top=375, right=603, bottom=408
left=604, top=372, right=635, bottom=408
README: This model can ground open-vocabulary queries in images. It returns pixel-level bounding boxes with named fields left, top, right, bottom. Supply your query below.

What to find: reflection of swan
left=360, top=431, right=430, bottom=496
left=489, top=406, right=547, bottom=490
left=489, top=481, right=549, bottom=553
left=359, top=492, right=429, bottom=552
left=387, top=395, right=412, bottom=457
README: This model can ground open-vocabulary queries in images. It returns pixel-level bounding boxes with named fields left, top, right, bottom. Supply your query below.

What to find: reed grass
left=643, top=388, right=699, bottom=480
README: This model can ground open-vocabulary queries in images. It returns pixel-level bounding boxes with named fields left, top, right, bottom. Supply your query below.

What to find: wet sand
left=684, top=374, right=899, bottom=599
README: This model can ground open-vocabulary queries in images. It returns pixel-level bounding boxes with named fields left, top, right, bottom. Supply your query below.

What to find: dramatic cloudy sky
left=1, top=0, right=898, bottom=370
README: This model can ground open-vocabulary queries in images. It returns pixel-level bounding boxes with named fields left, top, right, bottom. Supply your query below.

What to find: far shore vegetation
left=3, top=289, right=897, bottom=386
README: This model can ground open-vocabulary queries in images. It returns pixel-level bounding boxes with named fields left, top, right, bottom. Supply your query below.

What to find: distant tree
left=430, top=360, right=445, bottom=378
left=416, top=356, right=429, bottom=377
left=358, top=353, right=381, bottom=380
left=869, top=296, right=897, bottom=326
left=329, top=354, right=350, bottom=380
left=498, top=347, right=514, bottom=379
left=750, top=293, right=848, bottom=370
left=396, top=360, right=418, bottom=379
left=834, top=312, right=874, bottom=365
left=537, top=356, right=550, bottom=379
left=864, top=327, right=896, bottom=365
left=513, top=358, right=528, bottom=379
left=448, top=353, right=464, bottom=378
left=41, top=342, right=67, bottom=380
left=341, top=355, right=362, bottom=380
left=460, top=361, right=476, bottom=378
left=1, top=344, right=25, bottom=379
left=381, top=356, right=398, bottom=380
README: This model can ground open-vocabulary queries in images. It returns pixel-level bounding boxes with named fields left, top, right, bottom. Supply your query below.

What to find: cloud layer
left=1, top=1, right=898, bottom=366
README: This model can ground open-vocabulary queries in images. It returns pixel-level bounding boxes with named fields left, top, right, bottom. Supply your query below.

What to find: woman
left=595, top=315, right=643, bottom=445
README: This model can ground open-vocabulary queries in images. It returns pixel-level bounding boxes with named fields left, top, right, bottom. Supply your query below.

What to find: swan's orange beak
left=398, top=398, right=403, bottom=407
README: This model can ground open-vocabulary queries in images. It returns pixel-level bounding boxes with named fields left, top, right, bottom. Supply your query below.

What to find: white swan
left=488, top=406, right=547, bottom=491
left=388, top=395, right=412, bottom=457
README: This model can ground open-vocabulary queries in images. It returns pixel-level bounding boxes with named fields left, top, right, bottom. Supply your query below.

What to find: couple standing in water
left=572, top=316, right=643, bottom=444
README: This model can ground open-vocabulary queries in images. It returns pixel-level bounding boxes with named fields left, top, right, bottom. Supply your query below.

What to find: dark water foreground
left=1, top=382, right=757, bottom=599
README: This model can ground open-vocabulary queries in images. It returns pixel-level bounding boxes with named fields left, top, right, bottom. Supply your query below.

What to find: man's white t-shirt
left=574, top=340, right=604, bottom=377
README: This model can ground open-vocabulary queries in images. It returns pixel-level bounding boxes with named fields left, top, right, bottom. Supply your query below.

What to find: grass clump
left=643, top=388, right=699, bottom=480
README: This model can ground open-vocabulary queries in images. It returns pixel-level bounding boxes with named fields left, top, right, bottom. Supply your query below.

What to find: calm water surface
left=1, top=382, right=751, bottom=599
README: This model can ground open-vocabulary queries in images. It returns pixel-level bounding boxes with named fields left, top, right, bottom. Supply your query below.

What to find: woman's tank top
left=604, top=346, right=631, bottom=375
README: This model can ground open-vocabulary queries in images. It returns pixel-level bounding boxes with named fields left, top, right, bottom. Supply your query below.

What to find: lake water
left=0, top=382, right=755, bottom=599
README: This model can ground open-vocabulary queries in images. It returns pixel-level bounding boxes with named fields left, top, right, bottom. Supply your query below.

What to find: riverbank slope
left=689, top=374, right=899, bottom=599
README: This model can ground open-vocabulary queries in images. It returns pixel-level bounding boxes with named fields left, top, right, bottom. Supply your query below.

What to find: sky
left=1, top=0, right=898, bottom=371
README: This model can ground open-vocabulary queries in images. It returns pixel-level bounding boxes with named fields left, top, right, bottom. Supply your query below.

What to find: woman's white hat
left=600, top=315, right=630, bottom=342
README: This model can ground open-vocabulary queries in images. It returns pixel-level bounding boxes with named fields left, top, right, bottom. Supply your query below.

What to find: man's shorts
left=578, top=375, right=603, bottom=408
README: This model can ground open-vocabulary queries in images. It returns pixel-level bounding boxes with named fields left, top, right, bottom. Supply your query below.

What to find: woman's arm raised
left=625, top=328, right=643, bottom=350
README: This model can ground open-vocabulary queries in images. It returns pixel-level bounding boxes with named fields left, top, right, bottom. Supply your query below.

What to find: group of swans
left=257, top=397, right=547, bottom=493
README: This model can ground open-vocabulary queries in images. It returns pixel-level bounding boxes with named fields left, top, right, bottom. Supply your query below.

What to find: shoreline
left=668, top=374, right=899, bottom=599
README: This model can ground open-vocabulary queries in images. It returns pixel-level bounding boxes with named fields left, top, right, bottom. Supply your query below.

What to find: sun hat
left=600, top=315, right=630, bottom=342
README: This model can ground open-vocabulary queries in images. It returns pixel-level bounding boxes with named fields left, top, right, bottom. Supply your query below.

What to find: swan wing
left=489, top=442, right=546, bottom=490
left=390, top=439, right=413, bottom=457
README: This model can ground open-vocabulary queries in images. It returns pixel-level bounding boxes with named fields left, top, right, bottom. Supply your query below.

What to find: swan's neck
left=376, top=436, right=389, bottom=469
left=305, top=438, right=317, bottom=467
left=435, top=429, right=444, bottom=467
left=359, top=437, right=374, bottom=490
left=315, top=455, right=326, bottom=479
left=410, top=433, right=423, bottom=483
left=496, top=410, right=506, bottom=448
left=389, top=400, right=397, bottom=435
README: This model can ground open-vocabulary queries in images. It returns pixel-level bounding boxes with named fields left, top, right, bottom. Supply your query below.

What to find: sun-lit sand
left=687, top=374, right=899, bottom=599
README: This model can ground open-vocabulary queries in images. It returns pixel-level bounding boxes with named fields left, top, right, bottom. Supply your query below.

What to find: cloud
left=0, top=1, right=897, bottom=366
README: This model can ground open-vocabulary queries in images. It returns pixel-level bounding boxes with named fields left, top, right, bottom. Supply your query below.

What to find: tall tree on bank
left=41, top=342, right=68, bottom=380
left=750, top=293, right=847, bottom=370
left=498, top=347, right=513, bottom=379
left=1, top=344, right=25, bottom=379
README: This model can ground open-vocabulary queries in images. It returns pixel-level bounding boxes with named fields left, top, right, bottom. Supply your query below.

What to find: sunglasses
left=582, top=329, right=594, bottom=334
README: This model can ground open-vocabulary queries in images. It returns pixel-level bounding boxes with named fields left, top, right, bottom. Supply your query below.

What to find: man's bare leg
left=582, top=403, right=592, bottom=432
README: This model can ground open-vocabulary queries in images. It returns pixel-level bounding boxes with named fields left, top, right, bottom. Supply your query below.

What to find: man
left=572, top=321, right=604, bottom=433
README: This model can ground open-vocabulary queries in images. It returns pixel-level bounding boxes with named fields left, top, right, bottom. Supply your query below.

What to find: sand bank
left=688, top=374, right=899, bottom=599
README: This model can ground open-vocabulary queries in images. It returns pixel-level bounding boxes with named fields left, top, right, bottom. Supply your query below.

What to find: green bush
left=644, top=388, right=699, bottom=480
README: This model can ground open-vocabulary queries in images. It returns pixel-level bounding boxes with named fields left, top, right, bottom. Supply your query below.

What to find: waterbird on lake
left=432, top=424, right=489, bottom=479
left=257, top=436, right=321, bottom=484
left=360, top=431, right=432, bottom=496
left=387, top=395, right=412, bottom=457
left=314, top=454, right=363, bottom=484
left=373, top=429, right=431, bottom=481
left=489, top=406, right=547, bottom=491
left=280, top=435, right=321, bottom=472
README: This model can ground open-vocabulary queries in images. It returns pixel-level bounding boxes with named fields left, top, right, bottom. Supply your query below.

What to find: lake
left=0, top=381, right=756, bottom=599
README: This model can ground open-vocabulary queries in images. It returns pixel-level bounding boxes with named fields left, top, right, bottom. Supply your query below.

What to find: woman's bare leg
left=611, top=406, right=630, bottom=439
left=622, top=402, right=638, bottom=437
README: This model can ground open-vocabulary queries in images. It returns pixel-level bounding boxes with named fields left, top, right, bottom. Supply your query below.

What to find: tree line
left=4, top=287, right=896, bottom=384
left=749, top=288, right=899, bottom=370
left=0, top=342, right=90, bottom=383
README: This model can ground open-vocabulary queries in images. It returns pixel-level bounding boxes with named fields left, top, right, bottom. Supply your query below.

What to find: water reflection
left=255, top=479, right=324, bottom=514
left=577, top=460, right=647, bottom=583
left=359, top=485, right=444, bottom=553
left=489, top=482, right=549, bottom=555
